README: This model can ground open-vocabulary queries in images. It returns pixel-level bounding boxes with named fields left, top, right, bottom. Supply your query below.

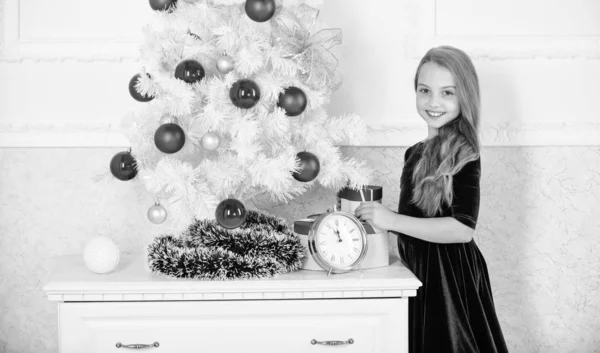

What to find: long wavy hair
left=411, top=46, right=481, bottom=216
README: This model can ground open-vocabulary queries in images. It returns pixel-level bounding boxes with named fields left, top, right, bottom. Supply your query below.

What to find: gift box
left=337, top=185, right=383, bottom=214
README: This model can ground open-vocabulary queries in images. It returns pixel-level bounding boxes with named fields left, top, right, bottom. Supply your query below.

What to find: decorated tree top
left=121, top=0, right=373, bottom=232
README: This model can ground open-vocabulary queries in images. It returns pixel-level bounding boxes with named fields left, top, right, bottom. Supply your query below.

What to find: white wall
left=2, top=0, right=599, bottom=147
left=1, top=1, right=599, bottom=352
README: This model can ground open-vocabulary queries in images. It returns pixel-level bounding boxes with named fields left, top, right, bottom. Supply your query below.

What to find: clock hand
left=334, top=229, right=342, bottom=242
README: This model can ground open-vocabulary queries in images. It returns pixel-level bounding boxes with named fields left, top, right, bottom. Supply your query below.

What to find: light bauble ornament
left=174, top=60, right=205, bottom=84
left=154, top=123, right=185, bottom=154
left=229, top=79, right=260, bottom=109
left=83, top=236, right=120, bottom=274
left=149, top=0, right=177, bottom=11
left=148, top=202, right=168, bottom=224
left=244, top=0, right=276, bottom=22
left=128, top=74, right=154, bottom=102
left=277, top=86, right=307, bottom=116
left=201, top=132, right=221, bottom=150
left=293, top=151, right=320, bottom=182
left=110, top=150, right=138, bottom=181
left=216, top=55, right=235, bottom=74
left=215, top=198, right=247, bottom=229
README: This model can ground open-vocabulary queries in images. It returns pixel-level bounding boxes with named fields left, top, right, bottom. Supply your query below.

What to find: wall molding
left=406, top=0, right=600, bottom=60
left=1, top=120, right=598, bottom=147
left=0, top=0, right=141, bottom=62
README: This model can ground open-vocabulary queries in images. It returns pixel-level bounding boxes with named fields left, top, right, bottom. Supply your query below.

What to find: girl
left=355, top=46, right=509, bottom=353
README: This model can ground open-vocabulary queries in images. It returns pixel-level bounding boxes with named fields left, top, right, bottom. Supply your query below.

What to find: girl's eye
left=418, top=88, right=429, bottom=94
left=442, top=90, right=455, bottom=96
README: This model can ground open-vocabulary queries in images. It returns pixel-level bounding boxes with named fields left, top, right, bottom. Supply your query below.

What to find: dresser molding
left=43, top=255, right=422, bottom=302
left=3, top=120, right=599, bottom=148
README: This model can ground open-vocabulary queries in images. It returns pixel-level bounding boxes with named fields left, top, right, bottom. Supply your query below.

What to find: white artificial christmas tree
left=122, top=0, right=372, bottom=232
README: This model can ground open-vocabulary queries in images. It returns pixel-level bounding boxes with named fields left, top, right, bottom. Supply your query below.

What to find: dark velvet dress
left=396, top=142, right=509, bottom=353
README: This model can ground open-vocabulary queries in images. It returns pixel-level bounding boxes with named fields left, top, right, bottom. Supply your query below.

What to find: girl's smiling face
left=416, top=62, right=461, bottom=133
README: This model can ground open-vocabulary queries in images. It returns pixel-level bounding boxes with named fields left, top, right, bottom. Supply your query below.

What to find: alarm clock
left=306, top=211, right=368, bottom=274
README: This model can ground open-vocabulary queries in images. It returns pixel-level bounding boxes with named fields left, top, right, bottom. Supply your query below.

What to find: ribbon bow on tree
left=272, top=4, right=343, bottom=92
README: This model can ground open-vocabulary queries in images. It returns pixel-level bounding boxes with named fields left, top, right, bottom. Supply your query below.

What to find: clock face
left=309, top=212, right=367, bottom=272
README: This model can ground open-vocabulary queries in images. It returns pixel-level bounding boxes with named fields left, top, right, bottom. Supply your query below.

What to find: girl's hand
left=354, top=202, right=397, bottom=231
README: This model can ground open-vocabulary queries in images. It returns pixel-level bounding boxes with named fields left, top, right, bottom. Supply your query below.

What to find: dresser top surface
left=43, top=255, right=422, bottom=301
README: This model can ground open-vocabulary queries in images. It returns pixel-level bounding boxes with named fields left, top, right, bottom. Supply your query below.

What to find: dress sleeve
left=450, top=158, right=481, bottom=229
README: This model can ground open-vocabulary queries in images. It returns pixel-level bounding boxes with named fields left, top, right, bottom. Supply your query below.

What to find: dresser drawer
left=58, top=298, right=407, bottom=353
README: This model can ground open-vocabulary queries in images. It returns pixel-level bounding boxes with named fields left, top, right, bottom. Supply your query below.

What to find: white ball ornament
left=148, top=202, right=168, bottom=224
left=216, top=55, right=234, bottom=74
left=201, top=131, right=221, bottom=151
left=83, top=236, right=121, bottom=274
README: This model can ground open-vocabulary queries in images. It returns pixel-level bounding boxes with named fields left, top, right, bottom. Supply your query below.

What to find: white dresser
left=44, top=255, right=421, bottom=353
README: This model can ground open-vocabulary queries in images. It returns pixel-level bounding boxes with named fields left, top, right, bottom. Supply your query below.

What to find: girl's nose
left=428, top=96, right=441, bottom=108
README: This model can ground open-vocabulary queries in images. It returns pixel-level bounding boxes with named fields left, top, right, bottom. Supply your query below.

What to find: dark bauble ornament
left=277, top=86, right=307, bottom=116
left=128, top=74, right=154, bottom=102
left=229, top=79, right=261, bottom=109
left=149, top=0, right=177, bottom=11
left=110, top=151, right=138, bottom=181
left=293, top=151, right=320, bottom=182
left=215, top=198, right=247, bottom=229
left=216, top=54, right=235, bottom=74
left=244, top=0, right=276, bottom=22
left=174, top=60, right=205, bottom=84
left=154, top=123, right=185, bottom=154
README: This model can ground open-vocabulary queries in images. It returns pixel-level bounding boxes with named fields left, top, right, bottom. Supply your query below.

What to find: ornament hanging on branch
left=128, top=74, right=154, bottom=102
left=154, top=123, right=185, bottom=154
left=149, top=0, right=177, bottom=11
left=229, top=79, right=260, bottom=109
left=148, top=202, right=168, bottom=224
left=174, top=59, right=205, bottom=84
left=110, top=150, right=138, bottom=181
left=216, top=54, right=235, bottom=75
left=277, top=86, right=307, bottom=116
left=201, top=131, right=221, bottom=151
left=244, top=0, right=276, bottom=22
left=293, top=151, right=320, bottom=182
left=215, top=198, right=247, bottom=229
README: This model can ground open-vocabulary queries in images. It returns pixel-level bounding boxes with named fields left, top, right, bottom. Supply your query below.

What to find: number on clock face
left=317, top=214, right=364, bottom=267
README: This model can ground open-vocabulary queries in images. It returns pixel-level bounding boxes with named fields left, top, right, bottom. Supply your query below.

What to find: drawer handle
left=311, top=338, right=354, bottom=346
left=116, top=342, right=159, bottom=349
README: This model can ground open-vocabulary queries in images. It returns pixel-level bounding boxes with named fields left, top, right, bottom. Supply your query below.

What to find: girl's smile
left=426, top=110, right=446, bottom=118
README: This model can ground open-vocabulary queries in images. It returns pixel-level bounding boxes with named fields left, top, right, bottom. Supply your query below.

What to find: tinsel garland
left=147, top=210, right=305, bottom=280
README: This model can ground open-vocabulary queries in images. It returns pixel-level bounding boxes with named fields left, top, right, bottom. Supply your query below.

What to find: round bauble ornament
left=110, top=150, right=138, bottom=181
left=293, top=151, right=320, bottom=182
left=154, top=123, right=185, bottom=154
left=216, top=55, right=235, bottom=74
left=215, top=198, right=247, bottom=229
left=201, top=131, right=221, bottom=151
left=148, top=202, right=168, bottom=224
left=149, top=0, right=177, bottom=11
left=244, top=0, right=276, bottom=22
left=83, top=236, right=120, bottom=274
left=174, top=60, right=205, bottom=84
left=229, top=79, right=260, bottom=109
left=277, top=86, right=307, bottom=116
left=128, top=74, right=154, bottom=102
